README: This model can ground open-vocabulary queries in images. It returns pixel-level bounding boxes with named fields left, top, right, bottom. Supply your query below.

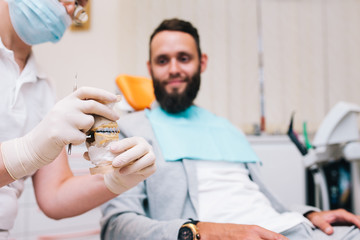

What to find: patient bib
left=145, top=105, right=260, bottom=162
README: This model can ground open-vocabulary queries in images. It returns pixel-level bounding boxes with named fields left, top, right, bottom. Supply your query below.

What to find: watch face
left=179, top=226, right=193, bottom=240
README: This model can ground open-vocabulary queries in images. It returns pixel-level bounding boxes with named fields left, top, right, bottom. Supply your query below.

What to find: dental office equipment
left=288, top=102, right=360, bottom=214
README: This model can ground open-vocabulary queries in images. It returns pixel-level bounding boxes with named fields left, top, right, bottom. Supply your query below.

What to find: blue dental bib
left=146, top=105, right=260, bottom=163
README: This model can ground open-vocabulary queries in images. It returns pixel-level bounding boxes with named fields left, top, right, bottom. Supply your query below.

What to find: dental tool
left=67, top=74, right=78, bottom=155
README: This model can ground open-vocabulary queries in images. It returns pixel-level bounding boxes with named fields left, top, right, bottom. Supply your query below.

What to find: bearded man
left=100, top=18, right=360, bottom=240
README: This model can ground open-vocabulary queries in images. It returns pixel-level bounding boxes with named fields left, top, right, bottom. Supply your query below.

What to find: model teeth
left=95, top=127, right=120, bottom=133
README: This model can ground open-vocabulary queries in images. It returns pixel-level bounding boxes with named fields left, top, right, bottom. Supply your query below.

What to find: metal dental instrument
left=67, top=74, right=78, bottom=155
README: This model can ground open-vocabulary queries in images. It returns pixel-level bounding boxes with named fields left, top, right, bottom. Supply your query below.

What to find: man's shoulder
left=117, top=110, right=152, bottom=136
left=119, top=110, right=147, bottom=123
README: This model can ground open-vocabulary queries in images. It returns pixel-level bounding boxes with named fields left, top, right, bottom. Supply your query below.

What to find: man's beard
left=152, top=68, right=201, bottom=114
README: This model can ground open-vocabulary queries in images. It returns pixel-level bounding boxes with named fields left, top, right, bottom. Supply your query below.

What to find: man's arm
left=102, top=202, right=289, bottom=240
left=197, top=222, right=289, bottom=240
left=101, top=181, right=185, bottom=240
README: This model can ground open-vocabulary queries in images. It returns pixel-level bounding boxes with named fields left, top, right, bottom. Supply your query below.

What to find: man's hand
left=197, top=222, right=289, bottom=240
left=305, top=209, right=360, bottom=235
left=1, top=87, right=119, bottom=180
left=104, top=137, right=156, bottom=194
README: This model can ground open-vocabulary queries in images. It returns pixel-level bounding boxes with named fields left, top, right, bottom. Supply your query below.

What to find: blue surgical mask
left=7, top=0, right=72, bottom=45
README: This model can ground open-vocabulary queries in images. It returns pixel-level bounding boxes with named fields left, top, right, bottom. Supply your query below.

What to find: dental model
left=86, top=96, right=122, bottom=175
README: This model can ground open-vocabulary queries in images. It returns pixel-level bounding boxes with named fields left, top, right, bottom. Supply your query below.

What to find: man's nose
left=169, top=59, right=180, bottom=74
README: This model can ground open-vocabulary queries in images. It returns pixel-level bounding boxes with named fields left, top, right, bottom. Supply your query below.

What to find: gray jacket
left=101, top=110, right=318, bottom=240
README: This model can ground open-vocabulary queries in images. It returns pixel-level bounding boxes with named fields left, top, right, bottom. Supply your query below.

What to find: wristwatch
left=177, top=219, right=200, bottom=240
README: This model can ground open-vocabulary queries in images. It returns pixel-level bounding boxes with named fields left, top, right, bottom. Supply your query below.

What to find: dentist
left=0, top=0, right=156, bottom=238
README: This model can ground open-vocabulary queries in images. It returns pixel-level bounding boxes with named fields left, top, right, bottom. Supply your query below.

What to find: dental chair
left=288, top=102, right=360, bottom=214
left=115, top=74, right=155, bottom=112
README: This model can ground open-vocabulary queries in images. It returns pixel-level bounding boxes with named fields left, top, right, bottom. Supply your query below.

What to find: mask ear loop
left=73, top=1, right=88, bottom=25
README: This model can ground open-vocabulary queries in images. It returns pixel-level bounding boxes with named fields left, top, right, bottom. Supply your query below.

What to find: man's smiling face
left=148, top=30, right=205, bottom=113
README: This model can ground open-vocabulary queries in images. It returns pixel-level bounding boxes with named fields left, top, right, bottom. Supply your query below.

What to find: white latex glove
left=104, top=137, right=156, bottom=194
left=1, top=87, right=119, bottom=180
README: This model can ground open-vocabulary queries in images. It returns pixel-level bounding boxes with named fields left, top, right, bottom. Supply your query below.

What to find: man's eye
left=179, top=56, right=190, bottom=62
left=156, top=58, right=168, bottom=65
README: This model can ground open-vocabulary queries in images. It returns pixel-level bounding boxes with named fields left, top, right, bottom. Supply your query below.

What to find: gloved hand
left=103, top=137, right=156, bottom=194
left=1, top=87, right=119, bottom=180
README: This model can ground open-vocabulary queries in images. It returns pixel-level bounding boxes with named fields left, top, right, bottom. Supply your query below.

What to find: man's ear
left=200, top=53, right=208, bottom=73
left=147, top=61, right=152, bottom=76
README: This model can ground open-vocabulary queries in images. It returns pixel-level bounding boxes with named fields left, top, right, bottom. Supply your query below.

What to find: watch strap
left=185, top=218, right=199, bottom=225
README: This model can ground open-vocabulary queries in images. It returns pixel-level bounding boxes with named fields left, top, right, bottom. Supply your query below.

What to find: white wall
left=33, top=0, right=262, bottom=133
left=33, top=0, right=123, bottom=100
left=33, top=0, right=360, bottom=135
left=250, top=136, right=306, bottom=206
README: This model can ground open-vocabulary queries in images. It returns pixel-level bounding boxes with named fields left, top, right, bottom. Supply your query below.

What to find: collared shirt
left=0, top=37, right=56, bottom=230
left=0, top=38, right=56, bottom=142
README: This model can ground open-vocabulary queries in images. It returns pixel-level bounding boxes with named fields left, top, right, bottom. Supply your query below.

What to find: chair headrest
left=115, top=74, right=155, bottom=111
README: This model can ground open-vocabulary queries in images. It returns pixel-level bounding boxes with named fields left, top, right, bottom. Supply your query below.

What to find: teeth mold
left=86, top=96, right=122, bottom=175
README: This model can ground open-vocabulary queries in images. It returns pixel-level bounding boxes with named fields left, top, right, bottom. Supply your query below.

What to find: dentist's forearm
left=0, top=143, right=17, bottom=187
left=42, top=175, right=115, bottom=219
left=33, top=161, right=116, bottom=220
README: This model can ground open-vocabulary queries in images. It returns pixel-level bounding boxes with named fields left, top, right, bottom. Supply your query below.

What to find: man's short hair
left=149, top=18, right=202, bottom=59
